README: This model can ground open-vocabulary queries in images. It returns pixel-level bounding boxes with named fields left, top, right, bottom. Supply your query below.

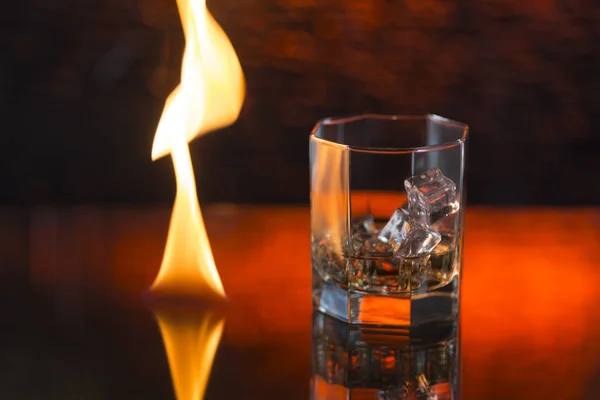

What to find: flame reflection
left=151, top=307, right=225, bottom=400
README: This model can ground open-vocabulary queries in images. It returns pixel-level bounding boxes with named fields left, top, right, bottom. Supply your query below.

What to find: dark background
left=1, top=0, right=599, bottom=205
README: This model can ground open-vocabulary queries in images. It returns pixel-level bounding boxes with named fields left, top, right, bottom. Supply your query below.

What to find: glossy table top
left=2, top=205, right=600, bottom=399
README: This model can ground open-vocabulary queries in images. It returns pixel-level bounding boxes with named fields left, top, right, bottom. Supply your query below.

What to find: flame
left=149, top=0, right=245, bottom=299
left=152, top=308, right=225, bottom=400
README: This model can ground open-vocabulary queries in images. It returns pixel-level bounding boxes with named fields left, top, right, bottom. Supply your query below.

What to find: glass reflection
left=150, top=306, right=224, bottom=400
left=310, top=313, right=460, bottom=399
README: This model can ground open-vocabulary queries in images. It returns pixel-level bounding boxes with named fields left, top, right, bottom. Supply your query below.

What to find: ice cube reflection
left=310, top=313, right=460, bottom=399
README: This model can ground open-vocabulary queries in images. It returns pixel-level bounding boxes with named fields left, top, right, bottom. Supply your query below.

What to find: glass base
left=313, top=271, right=459, bottom=327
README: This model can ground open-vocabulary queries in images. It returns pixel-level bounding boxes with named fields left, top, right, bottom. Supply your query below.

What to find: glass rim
left=310, top=113, right=468, bottom=154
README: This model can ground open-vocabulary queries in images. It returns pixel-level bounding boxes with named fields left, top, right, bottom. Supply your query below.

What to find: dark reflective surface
left=2, top=206, right=600, bottom=399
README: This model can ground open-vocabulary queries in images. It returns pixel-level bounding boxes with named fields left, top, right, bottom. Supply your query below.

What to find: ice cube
left=377, top=208, right=411, bottom=249
left=431, top=212, right=457, bottom=236
left=349, top=226, right=394, bottom=259
left=351, top=214, right=377, bottom=235
left=313, top=236, right=345, bottom=283
left=404, top=168, right=459, bottom=226
left=396, top=227, right=442, bottom=258
left=398, top=255, right=430, bottom=291
left=356, top=236, right=394, bottom=258
left=351, top=231, right=374, bottom=251
left=348, top=256, right=401, bottom=291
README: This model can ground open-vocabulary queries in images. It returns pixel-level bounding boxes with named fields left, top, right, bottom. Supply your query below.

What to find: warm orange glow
left=149, top=0, right=245, bottom=299
left=310, top=375, right=349, bottom=399
left=152, top=308, right=225, bottom=400
left=350, top=191, right=408, bottom=219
